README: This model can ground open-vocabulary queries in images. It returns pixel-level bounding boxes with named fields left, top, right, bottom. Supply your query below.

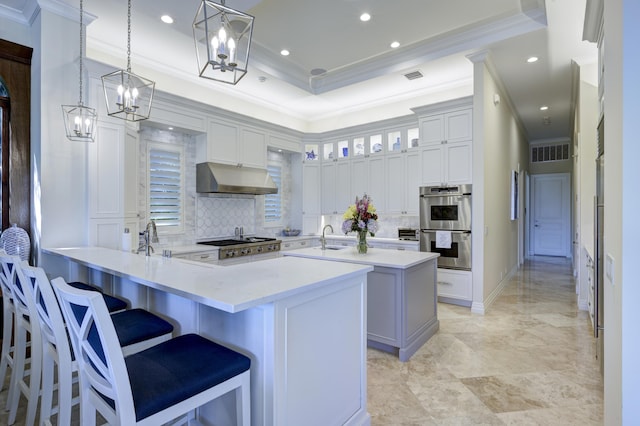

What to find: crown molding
left=0, top=0, right=96, bottom=27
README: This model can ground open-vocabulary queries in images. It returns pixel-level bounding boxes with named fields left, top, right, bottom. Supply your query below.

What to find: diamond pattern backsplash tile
left=196, top=196, right=256, bottom=239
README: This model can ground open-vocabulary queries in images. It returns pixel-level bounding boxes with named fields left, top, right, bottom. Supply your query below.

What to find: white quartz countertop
left=282, top=247, right=439, bottom=269
left=43, top=247, right=372, bottom=313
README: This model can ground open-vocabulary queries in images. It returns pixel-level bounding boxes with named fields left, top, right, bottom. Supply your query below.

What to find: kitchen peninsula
left=282, top=247, right=439, bottom=361
left=43, top=247, right=373, bottom=426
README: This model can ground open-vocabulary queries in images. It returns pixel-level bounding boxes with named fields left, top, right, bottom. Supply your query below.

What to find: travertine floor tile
left=368, top=256, right=603, bottom=425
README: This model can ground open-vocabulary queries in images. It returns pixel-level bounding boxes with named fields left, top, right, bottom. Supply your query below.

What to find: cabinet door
left=350, top=157, right=368, bottom=199
left=240, top=128, right=266, bottom=168
left=385, top=154, right=404, bottom=215
left=321, top=162, right=337, bottom=214
left=335, top=161, right=352, bottom=213
left=404, top=150, right=421, bottom=214
left=208, top=120, right=239, bottom=165
left=303, top=163, right=321, bottom=215
left=420, top=115, right=445, bottom=145
left=421, top=146, right=444, bottom=186
left=367, top=156, right=386, bottom=213
left=444, top=109, right=472, bottom=143
left=445, top=142, right=472, bottom=185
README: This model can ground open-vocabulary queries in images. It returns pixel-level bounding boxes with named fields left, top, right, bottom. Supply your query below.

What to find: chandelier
left=193, top=0, right=255, bottom=85
left=101, top=0, right=155, bottom=122
left=61, top=0, right=97, bottom=142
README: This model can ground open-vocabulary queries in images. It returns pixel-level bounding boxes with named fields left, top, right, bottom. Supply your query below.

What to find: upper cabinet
left=420, top=108, right=472, bottom=146
left=205, top=119, right=266, bottom=168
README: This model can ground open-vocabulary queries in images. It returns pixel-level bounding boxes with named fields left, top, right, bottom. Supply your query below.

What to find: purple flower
left=367, top=220, right=378, bottom=235
left=342, top=220, right=354, bottom=234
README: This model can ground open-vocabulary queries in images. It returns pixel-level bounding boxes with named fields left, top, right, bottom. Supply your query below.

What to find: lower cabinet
left=367, top=260, right=439, bottom=361
left=436, top=268, right=472, bottom=306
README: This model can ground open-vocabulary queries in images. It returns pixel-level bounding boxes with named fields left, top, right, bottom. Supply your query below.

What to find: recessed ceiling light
left=527, top=56, right=539, bottom=63
left=168, top=127, right=174, bottom=130
left=161, top=15, right=174, bottom=24
left=280, top=49, right=290, bottom=56
left=360, top=13, right=371, bottom=22
left=540, top=105, right=549, bottom=111
left=390, top=41, right=400, bottom=49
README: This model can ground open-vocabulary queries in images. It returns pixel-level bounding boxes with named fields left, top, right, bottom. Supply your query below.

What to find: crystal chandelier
left=193, top=0, right=255, bottom=85
left=61, top=0, right=97, bottom=142
left=101, top=0, right=155, bottom=122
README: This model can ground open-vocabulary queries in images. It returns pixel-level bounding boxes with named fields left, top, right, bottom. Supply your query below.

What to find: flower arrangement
left=341, top=194, right=379, bottom=236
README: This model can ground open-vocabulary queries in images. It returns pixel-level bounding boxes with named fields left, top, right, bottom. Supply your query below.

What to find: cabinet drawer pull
left=437, top=281, right=452, bottom=286
left=300, top=241, right=307, bottom=246
left=396, top=247, right=405, bottom=251
left=199, top=254, right=210, bottom=259
left=284, top=243, right=291, bottom=248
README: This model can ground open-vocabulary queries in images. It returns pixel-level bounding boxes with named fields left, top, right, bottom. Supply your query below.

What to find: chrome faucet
left=321, top=224, right=334, bottom=250
left=137, top=220, right=159, bottom=257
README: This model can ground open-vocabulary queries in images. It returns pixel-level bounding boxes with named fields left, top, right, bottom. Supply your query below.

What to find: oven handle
left=421, top=230, right=471, bottom=234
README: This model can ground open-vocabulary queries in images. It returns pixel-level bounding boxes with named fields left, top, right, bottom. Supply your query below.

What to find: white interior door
left=531, top=173, right=571, bottom=256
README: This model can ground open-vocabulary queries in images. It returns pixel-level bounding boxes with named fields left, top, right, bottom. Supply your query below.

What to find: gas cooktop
left=197, top=237, right=281, bottom=260
left=197, top=237, right=278, bottom=247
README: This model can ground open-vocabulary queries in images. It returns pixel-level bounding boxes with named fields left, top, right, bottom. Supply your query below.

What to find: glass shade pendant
left=61, top=0, right=97, bottom=142
left=102, top=0, right=155, bottom=122
left=193, top=0, right=254, bottom=85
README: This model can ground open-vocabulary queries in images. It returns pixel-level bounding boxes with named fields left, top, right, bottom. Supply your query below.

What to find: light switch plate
left=606, top=253, right=615, bottom=285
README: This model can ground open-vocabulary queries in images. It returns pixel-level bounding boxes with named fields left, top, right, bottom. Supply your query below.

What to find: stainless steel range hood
left=196, top=162, right=278, bottom=195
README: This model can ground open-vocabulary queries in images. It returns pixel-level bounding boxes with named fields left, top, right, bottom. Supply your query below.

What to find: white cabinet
left=321, top=161, right=351, bottom=215
left=386, top=150, right=420, bottom=215
left=415, top=101, right=473, bottom=187
left=206, top=119, right=266, bottom=168
left=88, top=121, right=139, bottom=250
left=420, top=142, right=472, bottom=186
left=436, top=269, right=472, bottom=306
left=280, top=238, right=316, bottom=251
left=302, top=162, right=321, bottom=235
left=420, top=108, right=472, bottom=146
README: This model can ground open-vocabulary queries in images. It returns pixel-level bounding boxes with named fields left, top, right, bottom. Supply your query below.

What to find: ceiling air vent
left=404, top=70, right=423, bottom=80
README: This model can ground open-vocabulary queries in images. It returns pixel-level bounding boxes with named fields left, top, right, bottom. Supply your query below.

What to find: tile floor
left=0, top=256, right=603, bottom=425
left=368, top=256, right=604, bottom=425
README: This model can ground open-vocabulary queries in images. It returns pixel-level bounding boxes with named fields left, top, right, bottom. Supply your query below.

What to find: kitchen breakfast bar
left=43, top=247, right=373, bottom=426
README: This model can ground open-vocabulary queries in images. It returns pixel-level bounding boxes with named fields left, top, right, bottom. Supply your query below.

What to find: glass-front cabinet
left=304, top=143, right=320, bottom=162
left=323, top=139, right=349, bottom=161
left=352, top=137, right=366, bottom=157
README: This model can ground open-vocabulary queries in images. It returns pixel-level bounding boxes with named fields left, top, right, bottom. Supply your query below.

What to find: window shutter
left=149, top=148, right=182, bottom=228
left=265, top=165, right=282, bottom=223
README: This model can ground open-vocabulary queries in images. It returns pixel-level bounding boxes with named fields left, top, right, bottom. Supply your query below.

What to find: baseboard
left=478, top=264, right=518, bottom=314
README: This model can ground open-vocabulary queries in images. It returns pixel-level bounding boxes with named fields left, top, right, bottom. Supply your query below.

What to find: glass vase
left=356, top=230, right=368, bottom=254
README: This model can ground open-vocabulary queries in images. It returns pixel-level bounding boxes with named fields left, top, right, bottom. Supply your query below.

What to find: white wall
left=470, top=53, right=529, bottom=313
left=603, top=0, right=640, bottom=423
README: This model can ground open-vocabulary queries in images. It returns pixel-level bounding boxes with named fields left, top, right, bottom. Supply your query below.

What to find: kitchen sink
left=316, top=245, right=347, bottom=251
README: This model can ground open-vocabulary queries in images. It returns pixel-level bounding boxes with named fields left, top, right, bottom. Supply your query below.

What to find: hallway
left=368, top=256, right=604, bottom=425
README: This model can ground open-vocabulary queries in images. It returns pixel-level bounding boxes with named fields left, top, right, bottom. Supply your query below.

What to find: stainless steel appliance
left=594, top=117, right=604, bottom=374
left=419, top=185, right=472, bottom=270
left=198, top=237, right=281, bottom=260
left=397, top=228, right=418, bottom=241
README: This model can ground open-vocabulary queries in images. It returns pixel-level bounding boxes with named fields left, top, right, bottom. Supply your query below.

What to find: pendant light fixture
left=193, top=0, right=255, bottom=85
left=61, top=0, right=97, bottom=142
left=101, top=0, right=155, bottom=122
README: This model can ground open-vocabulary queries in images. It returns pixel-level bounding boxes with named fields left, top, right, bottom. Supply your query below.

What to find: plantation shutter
left=265, top=165, right=282, bottom=223
left=149, top=147, right=182, bottom=228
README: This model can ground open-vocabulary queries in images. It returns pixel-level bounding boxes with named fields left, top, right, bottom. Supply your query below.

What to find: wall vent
left=531, top=143, right=570, bottom=163
left=404, top=70, right=423, bottom=80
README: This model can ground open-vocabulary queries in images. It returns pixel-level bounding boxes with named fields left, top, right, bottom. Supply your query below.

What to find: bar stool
left=52, top=276, right=251, bottom=426
left=17, top=263, right=175, bottom=426
left=0, top=250, right=18, bottom=397
left=0, top=253, right=43, bottom=425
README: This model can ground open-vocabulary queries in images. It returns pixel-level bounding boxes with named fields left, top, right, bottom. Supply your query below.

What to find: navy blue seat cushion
left=68, top=282, right=128, bottom=312
left=111, top=309, right=174, bottom=347
left=125, top=333, right=251, bottom=421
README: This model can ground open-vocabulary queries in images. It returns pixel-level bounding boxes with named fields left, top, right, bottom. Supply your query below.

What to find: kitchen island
left=43, top=247, right=373, bottom=426
left=282, top=247, right=439, bottom=361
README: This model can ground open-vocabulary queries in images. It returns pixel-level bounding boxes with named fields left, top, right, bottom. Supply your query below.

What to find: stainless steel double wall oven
left=419, top=185, right=472, bottom=270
